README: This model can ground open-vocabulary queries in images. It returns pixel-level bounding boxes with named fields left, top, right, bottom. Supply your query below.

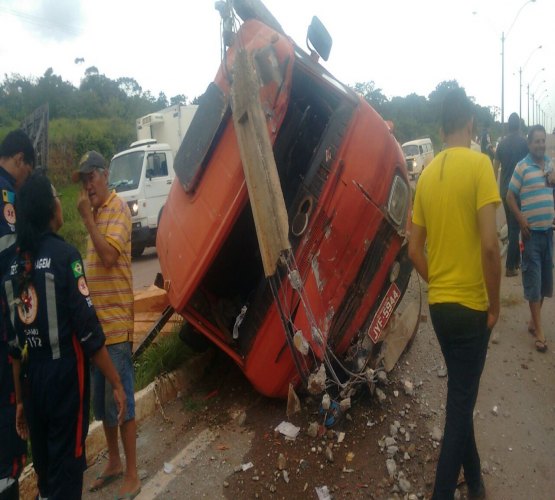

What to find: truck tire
left=131, top=242, right=145, bottom=258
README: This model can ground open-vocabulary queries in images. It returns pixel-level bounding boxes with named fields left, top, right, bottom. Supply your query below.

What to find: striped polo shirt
left=85, top=191, right=134, bottom=345
left=509, top=153, right=554, bottom=231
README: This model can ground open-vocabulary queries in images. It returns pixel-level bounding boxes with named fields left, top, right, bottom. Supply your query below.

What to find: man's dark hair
left=0, top=129, right=35, bottom=168
left=527, top=124, right=546, bottom=143
left=507, top=113, right=520, bottom=133
left=441, top=88, right=474, bottom=136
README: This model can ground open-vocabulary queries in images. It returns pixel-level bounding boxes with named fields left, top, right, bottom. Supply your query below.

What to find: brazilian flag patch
left=71, top=260, right=84, bottom=278
left=2, top=190, right=15, bottom=204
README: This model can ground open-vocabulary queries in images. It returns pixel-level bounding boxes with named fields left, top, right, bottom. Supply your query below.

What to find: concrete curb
left=19, top=349, right=214, bottom=499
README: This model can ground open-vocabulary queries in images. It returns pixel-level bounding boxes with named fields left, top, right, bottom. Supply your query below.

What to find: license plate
left=367, top=283, right=401, bottom=343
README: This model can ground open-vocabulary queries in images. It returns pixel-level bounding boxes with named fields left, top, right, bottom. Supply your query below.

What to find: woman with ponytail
left=4, top=172, right=126, bottom=500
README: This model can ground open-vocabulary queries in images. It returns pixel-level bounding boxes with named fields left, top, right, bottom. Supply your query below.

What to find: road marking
left=135, top=428, right=217, bottom=499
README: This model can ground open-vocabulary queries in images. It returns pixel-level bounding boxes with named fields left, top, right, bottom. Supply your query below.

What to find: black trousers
left=26, top=354, right=89, bottom=500
left=502, top=198, right=521, bottom=271
left=429, top=303, right=490, bottom=500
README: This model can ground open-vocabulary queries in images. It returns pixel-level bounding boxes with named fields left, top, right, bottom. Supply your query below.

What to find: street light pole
left=500, top=0, right=537, bottom=124
left=519, top=45, right=542, bottom=119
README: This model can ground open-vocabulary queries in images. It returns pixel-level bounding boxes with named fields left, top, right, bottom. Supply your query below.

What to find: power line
left=0, top=6, right=82, bottom=37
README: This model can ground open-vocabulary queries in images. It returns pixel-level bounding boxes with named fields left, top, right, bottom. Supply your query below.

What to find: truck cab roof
left=130, top=138, right=157, bottom=148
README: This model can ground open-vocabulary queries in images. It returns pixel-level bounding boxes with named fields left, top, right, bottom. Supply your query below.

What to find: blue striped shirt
left=509, top=153, right=554, bottom=231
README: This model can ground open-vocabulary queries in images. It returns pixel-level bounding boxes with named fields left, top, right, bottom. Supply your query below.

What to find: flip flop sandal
left=114, top=486, right=141, bottom=499
left=535, top=339, right=548, bottom=353
left=89, top=471, right=123, bottom=492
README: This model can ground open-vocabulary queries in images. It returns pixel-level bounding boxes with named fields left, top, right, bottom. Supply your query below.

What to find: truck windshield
left=402, top=145, right=419, bottom=157
left=109, top=151, right=144, bottom=192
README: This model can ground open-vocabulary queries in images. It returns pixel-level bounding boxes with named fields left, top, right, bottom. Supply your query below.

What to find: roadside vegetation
left=0, top=67, right=504, bottom=200
left=134, top=326, right=194, bottom=391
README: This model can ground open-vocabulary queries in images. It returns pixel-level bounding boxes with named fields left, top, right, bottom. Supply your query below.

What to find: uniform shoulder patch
left=71, top=260, right=84, bottom=278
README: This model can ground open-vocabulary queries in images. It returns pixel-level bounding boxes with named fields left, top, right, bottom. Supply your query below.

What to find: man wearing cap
left=0, top=129, right=35, bottom=500
left=74, top=151, right=140, bottom=499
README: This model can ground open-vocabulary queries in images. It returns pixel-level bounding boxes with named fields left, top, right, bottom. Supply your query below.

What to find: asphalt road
left=131, top=246, right=161, bottom=290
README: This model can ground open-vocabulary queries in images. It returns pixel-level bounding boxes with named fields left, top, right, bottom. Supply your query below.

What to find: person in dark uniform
left=493, top=113, right=529, bottom=277
left=4, top=173, right=126, bottom=500
left=0, top=130, right=35, bottom=500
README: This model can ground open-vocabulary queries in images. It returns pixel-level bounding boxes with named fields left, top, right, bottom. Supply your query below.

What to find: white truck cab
left=108, top=104, right=197, bottom=257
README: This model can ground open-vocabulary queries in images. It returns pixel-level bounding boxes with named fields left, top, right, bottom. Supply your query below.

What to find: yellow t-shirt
left=85, top=191, right=134, bottom=345
left=412, top=147, right=500, bottom=310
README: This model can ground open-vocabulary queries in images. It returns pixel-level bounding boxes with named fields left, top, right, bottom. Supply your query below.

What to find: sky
left=1, top=0, right=554, bottom=128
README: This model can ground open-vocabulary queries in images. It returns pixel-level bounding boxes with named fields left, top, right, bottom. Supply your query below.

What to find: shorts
left=92, top=342, right=135, bottom=427
left=521, top=229, right=553, bottom=302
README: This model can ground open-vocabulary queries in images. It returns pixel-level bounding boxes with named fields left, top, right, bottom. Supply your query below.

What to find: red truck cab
left=157, top=14, right=412, bottom=398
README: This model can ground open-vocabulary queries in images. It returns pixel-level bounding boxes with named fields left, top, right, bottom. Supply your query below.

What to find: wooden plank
left=231, top=49, right=291, bottom=277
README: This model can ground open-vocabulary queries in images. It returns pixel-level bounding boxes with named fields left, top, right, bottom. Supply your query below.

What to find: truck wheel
left=131, top=243, right=145, bottom=258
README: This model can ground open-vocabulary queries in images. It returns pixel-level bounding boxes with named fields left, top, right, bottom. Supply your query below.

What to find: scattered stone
left=387, top=446, right=399, bottom=457
left=491, top=406, right=499, bottom=416
left=431, top=427, right=443, bottom=442
left=223, top=481, right=230, bottom=488
left=277, top=453, right=287, bottom=470
left=286, top=384, right=301, bottom=417
left=404, top=380, right=414, bottom=396
left=325, top=447, right=334, bottom=463
left=337, top=432, right=345, bottom=443
left=437, top=366, right=447, bottom=378
left=307, top=422, right=319, bottom=438
left=375, top=388, right=387, bottom=403
left=377, top=371, right=388, bottom=385
left=394, top=390, right=400, bottom=398
left=340, top=397, right=351, bottom=411
left=138, top=469, right=148, bottom=481
left=283, top=470, right=289, bottom=483
left=237, top=411, right=247, bottom=426
left=399, top=477, right=411, bottom=493
left=308, top=364, right=327, bottom=394
left=385, top=437, right=396, bottom=447
left=386, top=458, right=397, bottom=478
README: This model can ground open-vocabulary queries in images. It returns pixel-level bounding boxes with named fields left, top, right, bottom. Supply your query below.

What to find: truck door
left=144, top=152, right=171, bottom=228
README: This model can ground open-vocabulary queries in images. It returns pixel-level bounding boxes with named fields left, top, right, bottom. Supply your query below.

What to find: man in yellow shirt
left=409, top=89, right=501, bottom=500
left=74, top=151, right=140, bottom=499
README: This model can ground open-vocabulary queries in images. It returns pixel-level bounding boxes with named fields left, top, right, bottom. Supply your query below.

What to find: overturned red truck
left=156, top=1, right=415, bottom=398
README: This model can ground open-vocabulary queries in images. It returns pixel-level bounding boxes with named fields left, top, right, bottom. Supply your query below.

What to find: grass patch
left=134, top=326, right=196, bottom=391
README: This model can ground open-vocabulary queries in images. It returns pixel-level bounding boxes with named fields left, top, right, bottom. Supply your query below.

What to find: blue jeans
left=91, top=342, right=135, bottom=427
left=522, top=229, right=553, bottom=302
left=502, top=198, right=521, bottom=271
left=429, top=303, right=490, bottom=500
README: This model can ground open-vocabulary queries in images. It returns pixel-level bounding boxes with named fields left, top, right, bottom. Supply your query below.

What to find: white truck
left=108, top=104, right=197, bottom=257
